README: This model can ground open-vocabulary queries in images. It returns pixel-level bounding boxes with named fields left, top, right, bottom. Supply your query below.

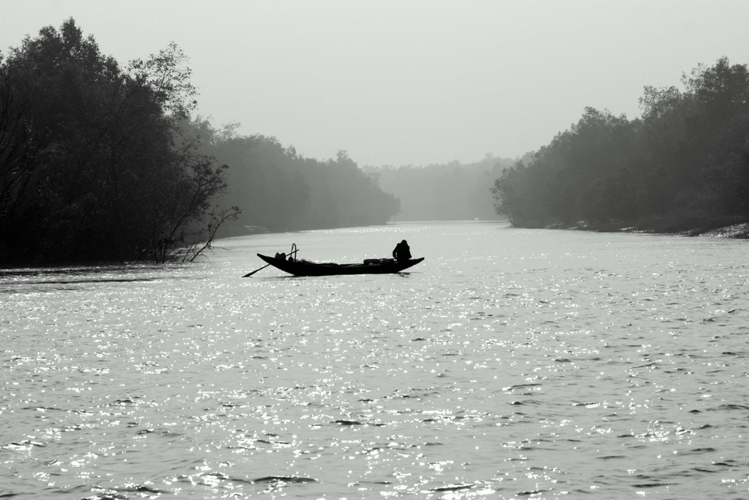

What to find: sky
left=2, top=1, right=749, bottom=167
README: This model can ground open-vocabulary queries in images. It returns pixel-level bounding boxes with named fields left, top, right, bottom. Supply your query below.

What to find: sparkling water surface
left=2, top=221, right=749, bottom=499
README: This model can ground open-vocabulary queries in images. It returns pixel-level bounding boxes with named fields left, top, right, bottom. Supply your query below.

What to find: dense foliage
left=0, top=19, right=402, bottom=263
left=364, top=156, right=511, bottom=221
left=0, top=19, right=237, bottom=264
left=492, top=58, right=749, bottom=234
left=183, top=121, right=400, bottom=235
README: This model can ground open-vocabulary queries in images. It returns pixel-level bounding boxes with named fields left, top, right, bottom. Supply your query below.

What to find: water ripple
left=2, top=223, right=749, bottom=498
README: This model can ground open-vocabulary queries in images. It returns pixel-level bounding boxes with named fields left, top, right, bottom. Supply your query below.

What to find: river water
left=2, top=221, right=749, bottom=499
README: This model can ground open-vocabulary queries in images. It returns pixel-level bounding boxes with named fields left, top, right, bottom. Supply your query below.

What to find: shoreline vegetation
left=491, top=57, right=749, bottom=240
left=4, top=21, right=747, bottom=266
left=0, top=19, right=401, bottom=265
left=0, top=19, right=240, bottom=265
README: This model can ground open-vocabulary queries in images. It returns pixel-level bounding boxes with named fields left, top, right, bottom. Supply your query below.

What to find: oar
left=242, top=248, right=299, bottom=277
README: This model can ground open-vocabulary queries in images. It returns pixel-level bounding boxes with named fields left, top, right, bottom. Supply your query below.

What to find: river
left=2, top=221, right=749, bottom=499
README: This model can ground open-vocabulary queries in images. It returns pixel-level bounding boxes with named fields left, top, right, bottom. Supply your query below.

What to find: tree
left=0, top=19, right=237, bottom=263
left=492, top=57, right=749, bottom=233
left=196, top=124, right=399, bottom=234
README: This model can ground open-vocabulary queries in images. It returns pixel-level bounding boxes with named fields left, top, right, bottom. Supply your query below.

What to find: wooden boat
left=256, top=254, right=425, bottom=277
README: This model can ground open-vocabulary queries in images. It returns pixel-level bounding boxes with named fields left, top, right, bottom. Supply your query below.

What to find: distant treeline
left=190, top=122, right=400, bottom=235
left=0, top=19, right=399, bottom=264
left=364, top=156, right=512, bottom=221
left=492, top=57, right=749, bottom=234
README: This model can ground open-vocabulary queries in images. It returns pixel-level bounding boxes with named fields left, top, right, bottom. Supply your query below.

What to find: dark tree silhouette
left=492, top=57, right=749, bottom=236
left=0, top=19, right=238, bottom=264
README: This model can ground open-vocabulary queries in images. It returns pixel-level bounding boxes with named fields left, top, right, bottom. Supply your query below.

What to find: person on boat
left=392, top=240, right=412, bottom=261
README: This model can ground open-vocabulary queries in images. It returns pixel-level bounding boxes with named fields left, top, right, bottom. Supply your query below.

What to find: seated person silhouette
left=392, top=240, right=412, bottom=261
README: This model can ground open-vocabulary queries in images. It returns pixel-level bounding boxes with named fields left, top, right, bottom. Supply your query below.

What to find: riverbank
left=545, top=214, right=749, bottom=239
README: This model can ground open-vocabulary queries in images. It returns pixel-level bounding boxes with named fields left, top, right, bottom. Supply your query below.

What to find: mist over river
left=2, top=222, right=749, bottom=499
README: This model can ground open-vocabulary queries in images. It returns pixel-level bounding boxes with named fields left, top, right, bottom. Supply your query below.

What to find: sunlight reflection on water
left=2, top=222, right=749, bottom=498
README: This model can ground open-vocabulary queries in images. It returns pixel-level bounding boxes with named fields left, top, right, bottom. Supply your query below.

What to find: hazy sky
left=2, top=1, right=749, bottom=166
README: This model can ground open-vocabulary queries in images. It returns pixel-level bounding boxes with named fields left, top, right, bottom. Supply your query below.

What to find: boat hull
left=257, top=254, right=424, bottom=277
